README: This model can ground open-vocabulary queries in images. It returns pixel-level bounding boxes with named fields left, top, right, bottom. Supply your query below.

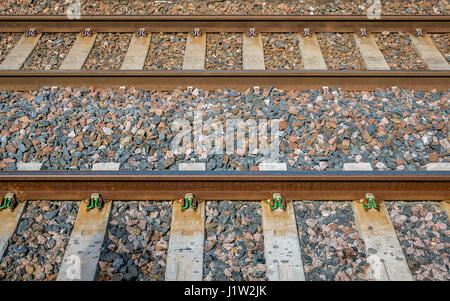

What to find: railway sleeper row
left=0, top=162, right=448, bottom=281
left=0, top=28, right=448, bottom=73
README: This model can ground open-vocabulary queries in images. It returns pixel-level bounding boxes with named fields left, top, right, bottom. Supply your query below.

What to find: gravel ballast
left=96, top=201, right=171, bottom=281
left=0, top=201, right=78, bottom=280
left=83, top=33, right=132, bottom=70
left=374, top=33, right=427, bottom=70
left=429, top=33, right=450, bottom=63
left=203, top=201, right=267, bottom=281
left=294, top=201, right=370, bottom=280
left=387, top=201, right=450, bottom=281
left=21, top=33, right=76, bottom=70
left=0, top=1, right=447, bottom=15
left=263, top=33, right=303, bottom=70
left=206, top=33, right=242, bottom=70
left=144, top=33, right=186, bottom=70
left=316, top=33, right=365, bottom=70
left=0, top=33, right=22, bottom=64
left=0, top=87, right=447, bottom=172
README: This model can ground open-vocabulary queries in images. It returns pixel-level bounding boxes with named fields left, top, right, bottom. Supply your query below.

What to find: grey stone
left=16, top=219, right=30, bottom=235
left=112, top=257, right=125, bottom=269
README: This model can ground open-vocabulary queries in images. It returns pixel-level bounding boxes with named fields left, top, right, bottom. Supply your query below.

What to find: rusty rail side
left=0, top=15, right=449, bottom=33
left=0, top=171, right=448, bottom=201
left=0, top=70, right=448, bottom=91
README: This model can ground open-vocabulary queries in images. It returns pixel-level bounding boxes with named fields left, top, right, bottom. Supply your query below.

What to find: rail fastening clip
left=360, top=193, right=380, bottom=210
left=26, top=28, right=37, bottom=37
left=415, top=28, right=424, bottom=37
left=86, top=193, right=105, bottom=211
left=180, top=193, right=198, bottom=211
left=248, top=28, right=257, bottom=37
left=137, top=28, right=147, bottom=37
left=0, top=193, right=18, bottom=211
left=360, top=28, right=368, bottom=37
left=267, top=193, right=287, bottom=211
left=303, top=28, right=312, bottom=37
left=192, top=28, right=202, bottom=37
left=82, top=28, right=92, bottom=37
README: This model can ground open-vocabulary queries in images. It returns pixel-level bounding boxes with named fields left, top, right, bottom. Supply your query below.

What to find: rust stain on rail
left=0, top=16, right=449, bottom=33
left=0, top=172, right=448, bottom=201
left=0, top=70, right=448, bottom=91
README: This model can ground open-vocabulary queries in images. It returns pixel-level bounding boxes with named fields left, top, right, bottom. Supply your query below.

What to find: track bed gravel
left=144, top=33, right=186, bottom=70
left=263, top=33, right=303, bottom=69
left=429, top=33, right=450, bottom=63
left=83, top=33, right=132, bottom=70
left=96, top=201, right=171, bottom=281
left=0, top=33, right=22, bottom=64
left=204, top=201, right=267, bottom=281
left=206, top=33, right=242, bottom=70
left=0, top=87, right=447, bottom=172
left=21, top=33, right=76, bottom=70
left=0, top=1, right=447, bottom=15
left=316, top=33, right=365, bottom=70
left=0, top=201, right=78, bottom=280
left=294, top=201, right=370, bottom=280
left=374, top=33, right=427, bottom=70
left=387, top=201, right=450, bottom=281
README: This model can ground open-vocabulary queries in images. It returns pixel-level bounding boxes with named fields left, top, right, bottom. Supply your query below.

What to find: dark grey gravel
left=0, top=201, right=78, bottom=280
left=203, top=201, right=267, bottom=281
left=294, top=201, right=370, bottom=280
left=0, top=87, right=448, bottom=172
left=96, top=201, right=171, bottom=281
left=387, top=201, right=449, bottom=280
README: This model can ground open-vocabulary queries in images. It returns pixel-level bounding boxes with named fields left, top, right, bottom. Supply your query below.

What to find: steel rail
left=0, top=70, right=448, bottom=91
left=0, top=16, right=449, bottom=33
left=0, top=171, right=448, bottom=201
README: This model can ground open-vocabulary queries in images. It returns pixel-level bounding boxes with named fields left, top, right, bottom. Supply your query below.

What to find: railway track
left=0, top=14, right=449, bottom=282
left=0, top=16, right=448, bottom=90
left=0, top=163, right=449, bottom=281
left=1, top=170, right=449, bottom=201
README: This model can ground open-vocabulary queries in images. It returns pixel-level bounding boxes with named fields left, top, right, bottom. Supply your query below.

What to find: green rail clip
left=269, top=193, right=286, bottom=210
left=361, top=193, right=380, bottom=210
left=0, top=193, right=18, bottom=211
left=86, top=193, right=104, bottom=211
left=181, top=193, right=197, bottom=211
